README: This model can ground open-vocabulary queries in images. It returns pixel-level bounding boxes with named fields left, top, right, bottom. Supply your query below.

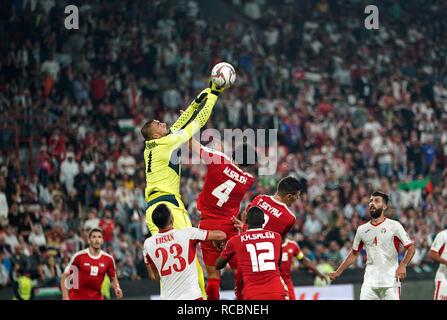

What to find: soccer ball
left=211, top=62, right=236, bottom=89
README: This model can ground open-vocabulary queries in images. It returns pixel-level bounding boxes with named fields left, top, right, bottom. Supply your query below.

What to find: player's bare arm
left=241, top=209, right=247, bottom=223
left=146, top=263, right=160, bottom=282
left=429, top=249, right=447, bottom=266
left=206, top=230, right=226, bottom=242
left=329, top=249, right=360, bottom=281
left=215, top=256, right=229, bottom=270
left=60, top=272, right=70, bottom=300
left=395, top=244, right=415, bottom=282
left=301, top=257, right=328, bottom=283
left=110, top=276, right=123, bottom=299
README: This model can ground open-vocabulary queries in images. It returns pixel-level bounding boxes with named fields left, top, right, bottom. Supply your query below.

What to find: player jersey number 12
left=246, top=242, right=275, bottom=272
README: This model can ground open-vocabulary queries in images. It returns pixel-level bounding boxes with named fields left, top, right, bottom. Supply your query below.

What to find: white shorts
left=434, top=280, right=447, bottom=300
left=360, top=283, right=401, bottom=300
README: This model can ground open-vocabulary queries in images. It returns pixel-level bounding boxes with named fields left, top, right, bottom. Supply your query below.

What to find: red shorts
left=282, top=276, right=295, bottom=300
left=243, top=278, right=288, bottom=300
left=245, top=292, right=288, bottom=300
left=199, top=218, right=239, bottom=267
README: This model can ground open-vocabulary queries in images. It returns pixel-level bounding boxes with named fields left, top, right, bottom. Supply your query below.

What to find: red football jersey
left=279, top=239, right=303, bottom=278
left=64, top=249, right=116, bottom=300
left=197, top=145, right=254, bottom=221
left=220, top=228, right=286, bottom=299
left=244, top=195, right=296, bottom=237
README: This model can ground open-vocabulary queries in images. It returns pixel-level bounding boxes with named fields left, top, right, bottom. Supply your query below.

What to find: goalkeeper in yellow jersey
left=140, top=82, right=225, bottom=299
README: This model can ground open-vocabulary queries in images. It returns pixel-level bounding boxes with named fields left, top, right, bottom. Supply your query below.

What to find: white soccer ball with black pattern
left=210, top=62, right=236, bottom=89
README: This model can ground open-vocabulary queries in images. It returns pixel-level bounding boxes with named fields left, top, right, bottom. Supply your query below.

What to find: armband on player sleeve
left=296, top=252, right=304, bottom=260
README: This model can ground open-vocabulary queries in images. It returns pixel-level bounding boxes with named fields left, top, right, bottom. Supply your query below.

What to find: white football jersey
left=352, top=218, right=413, bottom=287
left=143, top=227, right=209, bottom=300
left=430, top=230, right=447, bottom=282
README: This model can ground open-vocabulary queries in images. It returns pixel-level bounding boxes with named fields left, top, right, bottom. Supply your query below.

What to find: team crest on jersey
left=288, top=249, right=293, bottom=253
left=381, top=228, right=387, bottom=234
left=100, top=263, right=105, bottom=267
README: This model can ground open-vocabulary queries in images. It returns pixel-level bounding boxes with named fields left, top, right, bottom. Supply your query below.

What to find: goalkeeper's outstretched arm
left=170, top=88, right=210, bottom=133
left=169, top=83, right=224, bottom=149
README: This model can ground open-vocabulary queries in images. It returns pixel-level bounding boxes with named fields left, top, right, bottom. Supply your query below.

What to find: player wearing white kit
left=143, top=204, right=226, bottom=300
left=329, top=191, right=415, bottom=300
left=429, top=229, right=447, bottom=300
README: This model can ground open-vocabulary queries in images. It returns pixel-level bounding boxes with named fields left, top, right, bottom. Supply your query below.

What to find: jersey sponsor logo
left=256, top=199, right=281, bottom=218
left=241, top=231, right=275, bottom=242
left=156, top=233, right=174, bottom=245
left=99, top=263, right=105, bottom=268
left=223, top=167, right=248, bottom=184
left=365, top=229, right=370, bottom=233
left=146, top=141, right=158, bottom=149
left=84, top=263, right=90, bottom=266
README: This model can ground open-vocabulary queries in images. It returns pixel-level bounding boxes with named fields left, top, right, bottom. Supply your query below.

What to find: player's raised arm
left=170, top=88, right=210, bottom=133
left=168, top=83, right=224, bottom=150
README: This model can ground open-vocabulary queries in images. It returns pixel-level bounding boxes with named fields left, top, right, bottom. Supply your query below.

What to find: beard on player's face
left=369, top=204, right=383, bottom=219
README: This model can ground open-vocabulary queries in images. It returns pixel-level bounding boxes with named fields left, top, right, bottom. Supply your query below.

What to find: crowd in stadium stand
left=0, top=0, right=447, bottom=291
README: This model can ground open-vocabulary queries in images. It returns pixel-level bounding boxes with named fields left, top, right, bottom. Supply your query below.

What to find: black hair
left=277, top=176, right=302, bottom=197
left=371, top=191, right=389, bottom=205
left=152, top=204, right=172, bottom=229
left=246, top=206, right=265, bottom=227
left=232, top=143, right=257, bottom=167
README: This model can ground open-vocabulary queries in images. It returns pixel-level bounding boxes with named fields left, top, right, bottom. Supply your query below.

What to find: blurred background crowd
left=0, top=0, right=446, bottom=292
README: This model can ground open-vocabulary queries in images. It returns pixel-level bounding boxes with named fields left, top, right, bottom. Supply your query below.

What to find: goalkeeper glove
left=194, top=88, right=211, bottom=104
left=209, top=81, right=225, bottom=96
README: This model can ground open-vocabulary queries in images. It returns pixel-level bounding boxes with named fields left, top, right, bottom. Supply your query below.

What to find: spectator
left=28, top=224, right=46, bottom=251
left=99, top=209, right=116, bottom=248
left=128, top=200, right=143, bottom=241
left=4, top=226, right=19, bottom=255
left=0, top=252, right=10, bottom=287
left=117, top=149, right=136, bottom=177
left=40, top=52, right=60, bottom=81
left=324, top=241, right=342, bottom=268
left=10, top=245, right=30, bottom=273
left=83, top=209, right=100, bottom=231
left=303, top=212, right=322, bottom=237
left=100, top=180, right=118, bottom=212
left=0, top=187, right=8, bottom=225
left=121, top=255, right=138, bottom=280
left=40, top=255, right=61, bottom=286
left=59, top=151, right=79, bottom=194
